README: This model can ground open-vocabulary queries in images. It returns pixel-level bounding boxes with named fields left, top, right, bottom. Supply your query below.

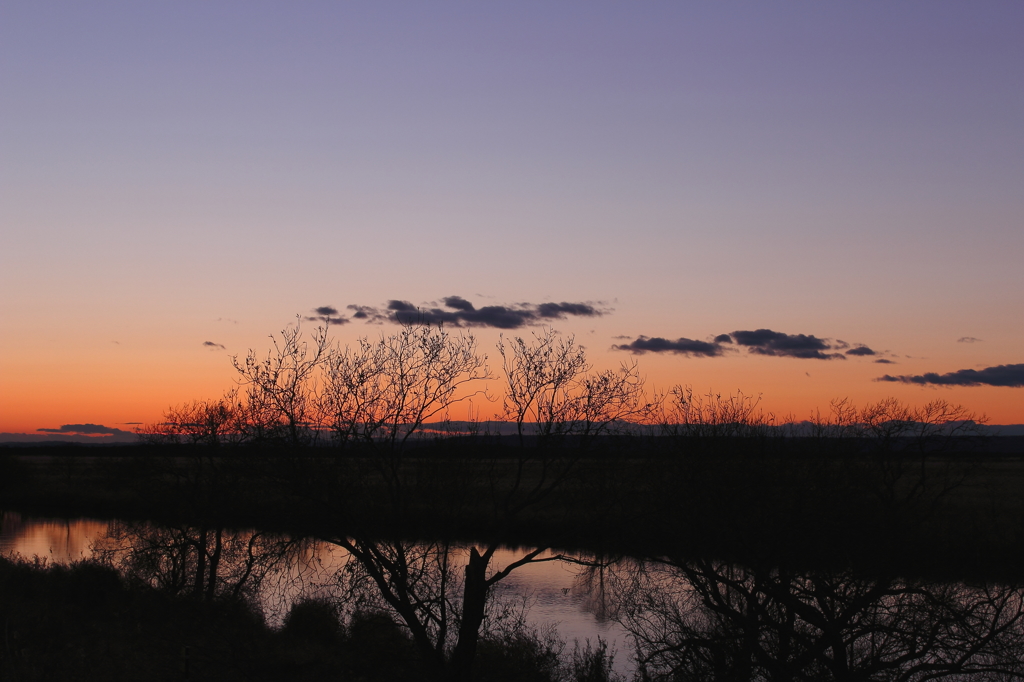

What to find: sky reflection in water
left=0, top=512, right=631, bottom=674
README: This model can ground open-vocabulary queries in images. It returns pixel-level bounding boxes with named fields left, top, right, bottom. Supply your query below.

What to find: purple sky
left=2, top=2, right=1023, bottom=431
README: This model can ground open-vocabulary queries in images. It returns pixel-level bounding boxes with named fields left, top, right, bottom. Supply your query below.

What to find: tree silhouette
left=231, top=318, right=331, bottom=446
left=94, top=521, right=298, bottom=604
left=605, top=557, right=1024, bottom=681
left=304, top=324, right=651, bottom=681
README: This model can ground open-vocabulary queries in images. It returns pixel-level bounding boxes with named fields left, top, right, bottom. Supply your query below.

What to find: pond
left=0, top=510, right=633, bottom=676
left=6, top=509, right=1024, bottom=680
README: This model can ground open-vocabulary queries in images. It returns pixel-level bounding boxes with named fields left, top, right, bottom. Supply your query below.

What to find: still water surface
left=9, top=510, right=1024, bottom=680
left=0, top=511, right=631, bottom=672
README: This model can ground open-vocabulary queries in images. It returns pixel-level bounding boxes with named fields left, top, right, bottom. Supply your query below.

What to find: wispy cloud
left=877, top=363, right=1024, bottom=387
left=957, top=337, right=983, bottom=344
left=203, top=341, right=226, bottom=350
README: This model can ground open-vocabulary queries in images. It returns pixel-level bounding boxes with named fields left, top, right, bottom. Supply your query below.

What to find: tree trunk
left=206, top=528, right=223, bottom=602
left=194, top=527, right=207, bottom=599
left=447, top=547, right=490, bottom=682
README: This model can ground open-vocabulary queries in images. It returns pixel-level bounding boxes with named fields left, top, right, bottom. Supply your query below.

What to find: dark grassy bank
left=4, top=436, right=1024, bottom=580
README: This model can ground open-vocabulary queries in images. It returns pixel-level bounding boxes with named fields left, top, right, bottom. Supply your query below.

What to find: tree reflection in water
left=594, top=557, right=1024, bottom=681
left=93, top=521, right=302, bottom=605
left=89, top=521, right=570, bottom=666
left=76, top=517, right=1024, bottom=680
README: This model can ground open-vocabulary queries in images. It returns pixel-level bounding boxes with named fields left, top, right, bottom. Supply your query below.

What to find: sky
left=2, top=1, right=1023, bottom=439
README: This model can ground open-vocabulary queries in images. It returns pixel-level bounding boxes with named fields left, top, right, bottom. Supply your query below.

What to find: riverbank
left=4, top=437, right=1024, bottom=580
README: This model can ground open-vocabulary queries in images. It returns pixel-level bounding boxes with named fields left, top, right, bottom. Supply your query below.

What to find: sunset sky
left=2, top=2, right=1023, bottom=438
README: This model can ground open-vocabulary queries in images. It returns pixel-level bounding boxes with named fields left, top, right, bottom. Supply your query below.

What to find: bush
left=568, top=638, right=622, bottom=682
left=475, top=625, right=564, bottom=682
left=281, top=597, right=342, bottom=646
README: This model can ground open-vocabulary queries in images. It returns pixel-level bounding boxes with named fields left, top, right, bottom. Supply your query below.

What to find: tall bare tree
left=231, top=318, right=331, bottom=446
left=321, top=326, right=651, bottom=682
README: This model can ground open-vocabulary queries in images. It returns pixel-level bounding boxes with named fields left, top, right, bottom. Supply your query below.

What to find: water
left=0, top=512, right=110, bottom=563
left=9, top=510, right=1022, bottom=679
left=0, top=510, right=633, bottom=674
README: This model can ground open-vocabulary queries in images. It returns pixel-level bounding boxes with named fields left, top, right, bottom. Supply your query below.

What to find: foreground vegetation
left=0, top=553, right=620, bottom=682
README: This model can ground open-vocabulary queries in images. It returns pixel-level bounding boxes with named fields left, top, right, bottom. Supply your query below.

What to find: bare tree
left=231, top=318, right=331, bottom=446
left=318, top=323, right=490, bottom=510
left=808, top=398, right=987, bottom=532
left=497, top=328, right=654, bottom=517
left=322, top=324, right=490, bottom=446
left=659, top=386, right=778, bottom=441
left=138, top=320, right=651, bottom=680
left=317, top=327, right=652, bottom=682
left=500, top=328, right=652, bottom=447
left=140, top=390, right=242, bottom=447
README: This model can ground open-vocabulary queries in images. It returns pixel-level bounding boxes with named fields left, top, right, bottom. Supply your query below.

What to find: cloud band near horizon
left=614, top=328, right=877, bottom=360
left=36, top=423, right=135, bottom=436
left=323, top=296, right=606, bottom=329
left=877, top=364, right=1024, bottom=388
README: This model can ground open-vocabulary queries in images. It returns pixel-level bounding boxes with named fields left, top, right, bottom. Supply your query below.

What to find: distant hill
left=0, top=432, right=138, bottom=445
left=4, top=422, right=1023, bottom=445
left=985, top=424, right=1024, bottom=436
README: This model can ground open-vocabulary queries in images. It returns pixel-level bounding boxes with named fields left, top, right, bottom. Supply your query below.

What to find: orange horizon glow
left=6, top=356, right=1021, bottom=435
left=4, top=315, right=1023, bottom=436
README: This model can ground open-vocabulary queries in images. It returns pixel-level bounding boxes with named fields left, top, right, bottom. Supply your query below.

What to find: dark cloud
left=877, top=363, right=1024, bottom=388
left=346, top=305, right=387, bottom=323
left=304, top=306, right=349, bottom=325
left=459, top=306, right=535, bottom=329
left=958, top=337, right=983, bottom=344
left=37, top=423, right=134, bottom=436
left=612, top=336, right=725, bottom=357
left=442, top=295, right=475, bottom=311
left=387, top=299, right=463, bottom=326
left=203, top=341, right=226, bottom=350
left=874, top=358, right=896, bottom=364
left=727, top=329, right=846, bottom=360
left=613, top=328, right=885, bottom=361
left=536, top=302, right=601, bottom=318
left=347, top=296, right=607, bottom=329
left=388, top=300, right=417, bottom=312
